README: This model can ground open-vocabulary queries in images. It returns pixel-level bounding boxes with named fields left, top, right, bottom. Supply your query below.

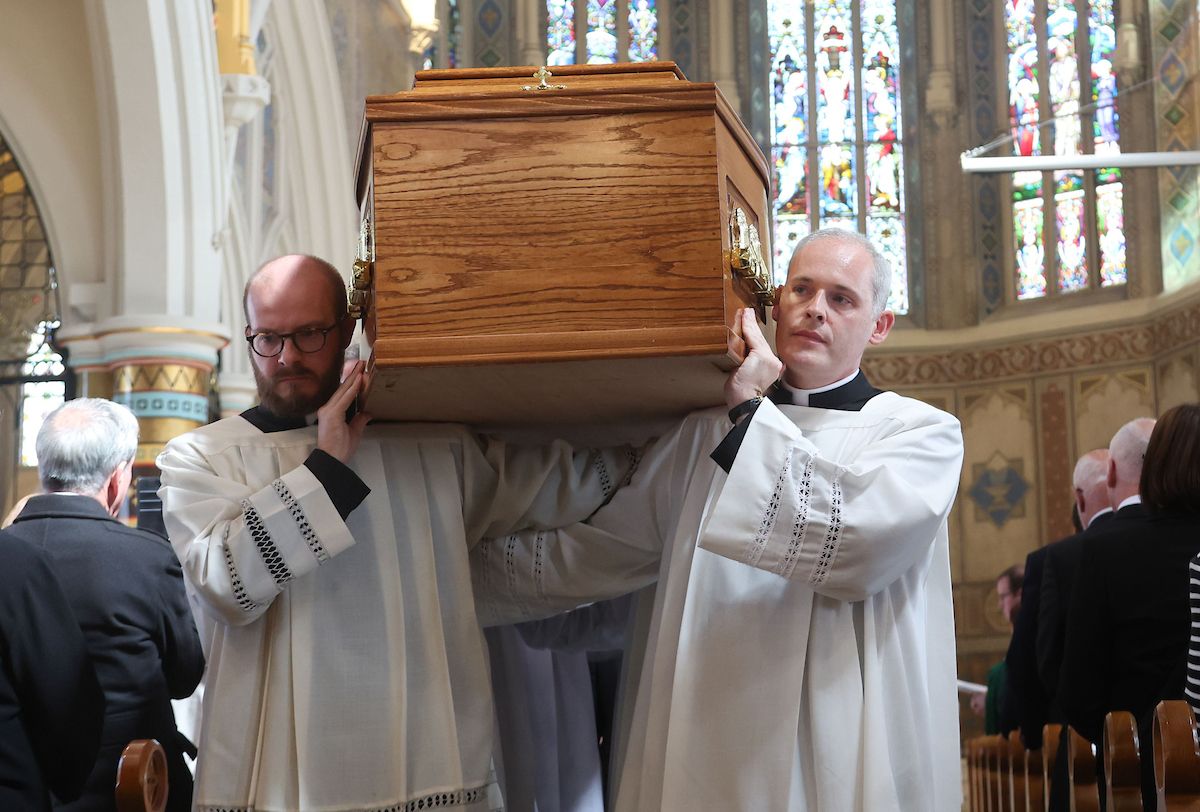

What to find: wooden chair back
left=1154, top=699, right=1200, bottom=811
left=1026, top=743, right=1046, bottom=812
left=1009, top=730, right=1028, bottom=812
left=1103, top=710, right=1143, bottom=812
left=115, top=739, right=168, bottom=812
left=1067, top=726, right=1101, bottom=812
left=1043, top=724, right=1063, bottom=812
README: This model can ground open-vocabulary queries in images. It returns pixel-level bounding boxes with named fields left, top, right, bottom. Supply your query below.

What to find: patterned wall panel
left=1073, top=368, right=1155, bottom=456
left=957, top=385, right=1038, bottom=583
left=1150, top=0, right=1200, bottom=291
left=670, top=0, right=710, bottom=80
left=1035, top=378, right=1075, bottom=542
left=473, top=0, right=514, bottom=67
left=1157, top=347, right=1200, bottom=412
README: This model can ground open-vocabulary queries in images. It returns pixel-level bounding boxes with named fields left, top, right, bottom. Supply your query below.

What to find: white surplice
left=157, top=418, right=634, bottom=812
left=474, top=394, right=964, bottom=811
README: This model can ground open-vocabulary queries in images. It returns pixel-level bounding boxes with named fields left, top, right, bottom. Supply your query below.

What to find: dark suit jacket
left=0, top=531, right=105, bottom=810
left=7, top=494, right=205, bottom=812
left=1005, top=545, right=1051, bottom=748
left=1036, top=509, right=1120, bottom=702
left=1060, top=507, right=1200, bottom=807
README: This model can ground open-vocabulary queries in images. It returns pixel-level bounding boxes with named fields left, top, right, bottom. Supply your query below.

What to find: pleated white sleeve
left=699, top=395, right=964, bottom=601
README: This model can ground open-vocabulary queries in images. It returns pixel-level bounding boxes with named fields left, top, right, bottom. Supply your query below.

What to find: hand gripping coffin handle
left=348, top=217, right=373, bottom=320
left=727, top=207, right=776, bottom=306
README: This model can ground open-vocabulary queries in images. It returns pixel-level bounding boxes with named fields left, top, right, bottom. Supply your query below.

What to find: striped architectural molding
left=863, top=296, right=1200, bottom=387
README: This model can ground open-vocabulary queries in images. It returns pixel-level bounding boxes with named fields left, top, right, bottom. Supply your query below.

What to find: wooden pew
left=1043, top=724, right=1062, bottom=812
left=1025, top=741, right=1046, bottom=812
left=115, top=739, right=168, bottom=812
left=1104, top=710, right=1144, bottom=812
left=1153, top=699, right=1200, bottom=811
left=1009, top=730, right=1028, bottom=812
left=1067, top=725, right=1101, bottom=812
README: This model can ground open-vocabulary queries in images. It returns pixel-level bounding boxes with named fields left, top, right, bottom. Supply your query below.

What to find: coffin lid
left=354, top=61, right=769, bottom=205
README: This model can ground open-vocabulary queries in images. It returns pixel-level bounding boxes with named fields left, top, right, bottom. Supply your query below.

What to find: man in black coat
left=0, top=531, right=105, bottom=810
left=6, top=398, right=205, bottom=812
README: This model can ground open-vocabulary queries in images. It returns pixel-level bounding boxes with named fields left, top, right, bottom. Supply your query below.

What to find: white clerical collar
left=1084, top=506, right=1113, bottom=528
left=779, top=369, right=861, bottom=407
left=1117, top=494, right=1142, bottom=511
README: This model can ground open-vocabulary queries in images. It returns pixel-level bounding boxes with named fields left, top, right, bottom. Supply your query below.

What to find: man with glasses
left=157, top=254, right=636, bottom=812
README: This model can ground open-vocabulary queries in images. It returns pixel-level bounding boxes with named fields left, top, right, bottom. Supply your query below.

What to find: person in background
left=1061, top=407, right=1196, bottom=810
left=5, top=398, right=204, bottom=812
left=0, top=530, right=105, bottom=810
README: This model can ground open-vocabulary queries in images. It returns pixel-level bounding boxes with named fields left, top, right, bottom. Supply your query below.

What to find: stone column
left=59, top=317, right=229, bottom=470
left=709, top=0, right=740, bottom=111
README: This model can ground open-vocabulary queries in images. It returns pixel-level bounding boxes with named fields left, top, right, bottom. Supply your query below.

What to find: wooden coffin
left=354, top=61, right=773, bottom=425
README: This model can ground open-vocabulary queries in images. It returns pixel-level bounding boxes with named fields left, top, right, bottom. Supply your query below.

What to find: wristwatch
left=728, top=395, right=763, bottom=425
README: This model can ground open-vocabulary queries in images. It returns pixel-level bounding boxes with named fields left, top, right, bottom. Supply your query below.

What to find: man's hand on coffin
left=725, top=308, right=782, bottom=409
left=317, top=360, right=372, bottom=463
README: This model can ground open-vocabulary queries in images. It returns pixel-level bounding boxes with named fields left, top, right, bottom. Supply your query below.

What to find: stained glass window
left=545, top=0, right=658, bottom=65
left=769, top=0, right=908, bottom=315
left=1005, top=0, right=1125, bottom=300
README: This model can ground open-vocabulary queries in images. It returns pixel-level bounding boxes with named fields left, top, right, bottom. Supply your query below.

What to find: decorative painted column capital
left=58, top=316, right=230, bottom=464
left=1115, top=22, right=1141, bottom=83
left=925, top=70, right=958, bottom=129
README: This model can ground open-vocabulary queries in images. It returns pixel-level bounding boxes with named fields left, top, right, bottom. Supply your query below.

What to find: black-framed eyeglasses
left=245, top=323, right=341, bottom=358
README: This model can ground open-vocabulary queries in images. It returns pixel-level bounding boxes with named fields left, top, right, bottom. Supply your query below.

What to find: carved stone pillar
left=59, top=317, right=229, bottom=469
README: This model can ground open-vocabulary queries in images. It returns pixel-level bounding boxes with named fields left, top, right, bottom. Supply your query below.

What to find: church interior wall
left=0, top=0, right=104, bottom=313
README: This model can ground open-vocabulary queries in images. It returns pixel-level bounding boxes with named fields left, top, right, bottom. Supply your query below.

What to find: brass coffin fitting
left=348, top=218, right=374, bottom=320
left=727, top=207, right=775, bottom=306
left=521, top=66, right=567, bottom=92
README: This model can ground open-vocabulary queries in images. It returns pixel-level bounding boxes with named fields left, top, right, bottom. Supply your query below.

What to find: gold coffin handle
left=348, top=218, right=374, bottom=320
left=727, top=207, right=775, bottom=306
left=521, top=66, right=567, bottom=92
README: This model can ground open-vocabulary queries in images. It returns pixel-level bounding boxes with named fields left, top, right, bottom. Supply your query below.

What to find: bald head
left=1108, top=417, right=1156, bottom=506
left=244, top=254, right=347, bottom=326
left=1072, top=448, right=1111, bottom=529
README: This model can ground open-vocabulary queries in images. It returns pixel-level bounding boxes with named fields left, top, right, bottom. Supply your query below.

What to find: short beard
left=252, top=361, right=342, bottom=419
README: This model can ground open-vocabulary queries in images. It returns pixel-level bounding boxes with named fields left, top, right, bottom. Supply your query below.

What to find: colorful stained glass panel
left=628, top=0, right=657, bottom=61
left=1089, top=0, right=1119, bottom=150
left=1014, top=197, right=1046, bottom=299
left=1006, top=0, right=1040, bottom=156
left=773, top=215, right=810, bottom=284
left=770, top=4, right=807, bottom=147
left=866, top=143, right=902, bottom=214
left=818, top=142, right=856, bottom=218
left=868, top=216, right=908, bottom=313
left=547, top=0, right=575, bottom=65
left=1047, top=0, right=1081, bottom=157
left=860, top=0, right=900, bottom=142
left=774, top=145, right=808, bottom=217
left=814, top=0, right=856, bottom=144
left=1097, top=181, right=1126, bottom=286
left=586, top=0, right=618, bottom=63
left=1055, top=186, right=1088, bottom=292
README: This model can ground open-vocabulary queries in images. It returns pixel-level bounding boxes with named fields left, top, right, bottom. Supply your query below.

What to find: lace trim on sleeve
left=778, top=455, right=815, bottom=579
left=242, top=496, right=294, bottom=587
left=592, top=451, right=614, bottom=499
left=272, top=479, right=329, bottom=563
left=621, top=446, right=643, bottom=487
left=533, top=530, right=547, bottom=601
left=809, top=469, right=845, bottom=585
left=222, top=532, right=259, bottom=613
left=744, top=443, right=795, bottom=567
